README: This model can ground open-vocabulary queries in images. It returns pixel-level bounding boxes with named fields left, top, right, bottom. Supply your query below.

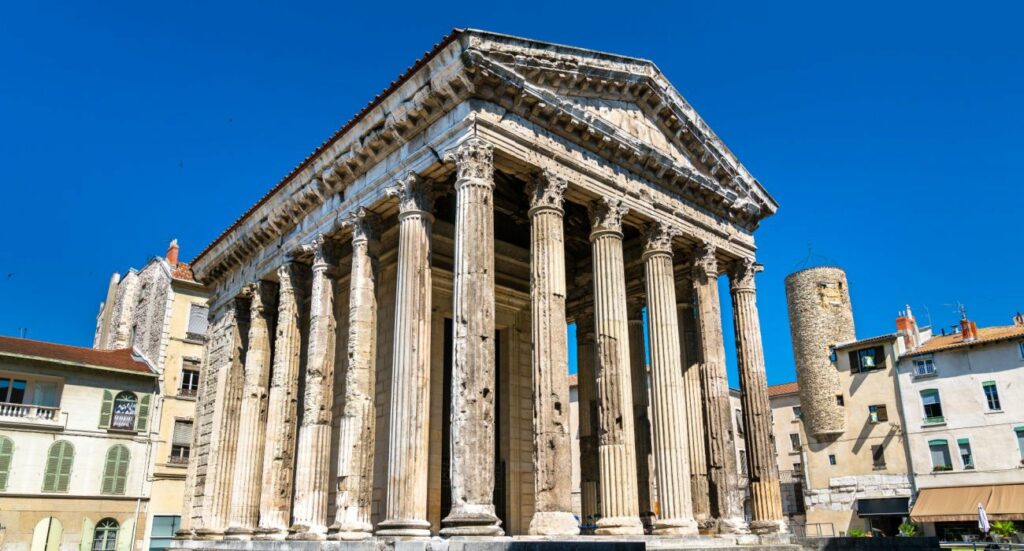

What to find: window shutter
left=116, top=518, right=134, bottom=551
left=43, top=441, right=72, bottom=492
left=135, top=394, right=151, bottom=432
left=99, top=390, right=114, bottom=428
left=0, top=436, right=12, bottom=490
left=114, top=447, right=129, bottom=495
left=187, top=305, right=209, bottom=336
left=848, top=351, right=859, bottom=372
left=172, top=421, right=193, bottom=446
left=79, top=518, right=95, bottom=551
left=43, top=445, right=59, bottom=492
left=56, top=442, right=73, bottom=492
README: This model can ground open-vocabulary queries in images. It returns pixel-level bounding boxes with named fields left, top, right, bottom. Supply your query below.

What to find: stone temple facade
left=177, top=30, right=784, bottom=545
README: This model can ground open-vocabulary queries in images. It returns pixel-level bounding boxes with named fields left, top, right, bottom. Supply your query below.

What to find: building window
left=149, top=515, right=180, bottom=551
left=871, top=444, right=886, bottom=468
left=0, top=374, right=61, bottom=416
left=0, top=376, right=27, bottom=403
left=111, top=392, right=137, bottom=430
left=179, top=362, right=200, bottom=398
left=828, top=454, right=837, bottom=465
left=913, top=358, right=936, bottom=377
left=921, top=389, right=944, bottom=424
left=836, top=395, right=845, bottom=407
left=792, top=406, right=802, bottom=419
left=1016, top=427, right=1024, bottom=461
left=735, top=408, right=744, bottom=437
left=170, top=420, right=193, bottom=464
left=101, top=445, right=130, bottom=495
left=850, top=346, right=884, bottom=372
left=1018, top=342, right=1024, bottom=360
left=186, top=304, right=210, bottom=341
left=739, top=450, right=748, bottom=476
left=92, top=518, right=119, bottom=551
left=958, top=439, right=974, bottom=470
left=42, top=440, right=73, bottom=492
left=869, top=404, right=888, bottom=423
left=793, top=462, right=803, bottom=477
left=789, top=433, right=801, bottom=451
left=929, top=439, right=953, bottom=471
left=982, top=381, right=1001, bottom=411
left=100, top=391, right=151, bottom=431
left=0, top=435, right=13, bottom=490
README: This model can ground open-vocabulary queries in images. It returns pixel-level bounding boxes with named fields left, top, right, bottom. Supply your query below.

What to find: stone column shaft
left=378, top=172, right=434, bottom=537
left=731, top=259, right=785, bottom=534
left=588, top=198, right=643, bottom=536
left=642, top=224, right=698, bottom=535
left=330, top=210, right=380, bottom=540
left=693, top=243, right=748, bottom=534
left=527, top=170, right=579, bottom=536
left=676, top=278, right=710, bottom=522
left=626, top=302, right=653, bottom=522
left=226, top=281, right=278, bottom=539
left=290, top=237, right=337, bottom=540
left=442, top=138, right=503, bottom=536
left=258, top=263, right=306, bottom=539
left=576, top=311, right=601, bottom=533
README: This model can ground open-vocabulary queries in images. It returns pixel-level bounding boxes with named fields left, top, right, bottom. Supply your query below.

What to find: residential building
left=94, top=240, right=209, bottom=551
left=766, top=382, right=806, bottom=529
left=0, top=336, right=158, bottom=551
left=900, top=311, right=1024, bottom=540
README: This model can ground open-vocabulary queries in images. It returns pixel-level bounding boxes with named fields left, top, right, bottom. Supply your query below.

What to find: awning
left=857, top=497, right=909, bottom=517
left=910, top=484, right=1024, bottom=522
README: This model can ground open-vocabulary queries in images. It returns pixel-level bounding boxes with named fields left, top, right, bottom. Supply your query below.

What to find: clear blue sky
left=1, top=2, right=1021, bottom=387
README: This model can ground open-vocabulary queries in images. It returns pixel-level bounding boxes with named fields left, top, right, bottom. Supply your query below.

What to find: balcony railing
left=110, top=412, right=136, bottom=430
left=0, top=402, right=60, bottom=422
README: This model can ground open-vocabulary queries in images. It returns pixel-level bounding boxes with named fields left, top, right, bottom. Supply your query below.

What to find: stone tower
left=784, top=266, right=855, bottom=439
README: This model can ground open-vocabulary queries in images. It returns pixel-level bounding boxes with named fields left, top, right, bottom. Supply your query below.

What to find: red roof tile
left=171, top=262, right=197, bottom=283
left=768, top=381, right=799, bottom=397
left=902, top=324, right=1024, bottom=358
left=567, top=374, right=578, bottom=387
left=0, top=336, right=156, bottom=376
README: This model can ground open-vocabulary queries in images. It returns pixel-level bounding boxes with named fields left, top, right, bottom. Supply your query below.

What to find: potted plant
left=990, top=521, right=1017, bottom=543
left=898, top=522, right=921, bottom=537
left=847, top=528, right=868, bottom=537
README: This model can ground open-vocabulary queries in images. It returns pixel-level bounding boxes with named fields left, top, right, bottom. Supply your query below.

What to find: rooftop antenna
left=792, top=242, right=840, bottom=271
left=921, top=305, right=934, bottom=329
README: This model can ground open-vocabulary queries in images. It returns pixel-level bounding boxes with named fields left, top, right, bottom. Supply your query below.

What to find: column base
left=441, top=507, right=504, bottom=537
left=222, top=526, right=255, bottom=540
left=376, top=518, right=432, bottom=537
left=749, top=518, right=788, bottom=534
left=594, top=516, right=644, bottom=536
left=286, top=524, right=328, bottom=540
left=716, top=516, right=751, bottom=535
left=192, top=528, right=224, bottom=541
left=653, top=517, right=699, bottom=536
left=327, top=521, right=373, bottom=541
left=252, top=528, right=289, bottom=541
left=528, top=511, right=580, bottom=536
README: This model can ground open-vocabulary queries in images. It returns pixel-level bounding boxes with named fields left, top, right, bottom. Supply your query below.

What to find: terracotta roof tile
left=902, top=324, right=1024, bottom=358
left=567, top=374, right=578, bottom=387
left=171, top=262, right=197, bottom=283
left=768, top=381, right=799, bottom=397
left=0, top=336, right=156, bottom=376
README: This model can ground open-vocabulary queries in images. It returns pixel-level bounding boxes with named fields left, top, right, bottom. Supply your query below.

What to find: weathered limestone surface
left=575, top=310, right=601, bottom=533
left=588, top=198, right=643, bottom=536
left=676, top=277, right=710, bottom=522
left=377, top=173, right=435, bottom=537
left=442, top=138, right=504, bottom=537
left=290, top=237, right=338, bottom=540
left=626, top=298, right=653, bottom=521
left=692, top=243, right=748, bottom=534
left=258, top=263, right=307, bottom=539
left=526, top=170, right=579, bottom=536
left=642, top=224, right=698, bottom=536
left=731, top=259, right=785, bottom=534
left=329, top=210, right=381, bottom=540
left=226, top=281, right=278, bottom=539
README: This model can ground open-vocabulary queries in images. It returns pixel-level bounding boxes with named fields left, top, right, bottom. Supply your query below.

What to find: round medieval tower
left=784, top=266, right=855, bottom=439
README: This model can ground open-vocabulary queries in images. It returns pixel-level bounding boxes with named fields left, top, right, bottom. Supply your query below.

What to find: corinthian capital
left=386, top=171, right=434, bottom=214
left=588, top=197, right=629, bottom=236
left=339, top=206, right=381, bottom=245
left=300, top=234, right=330, bottom=270
left=444, top=136, right=494, bottom=184
left=642, top=222, right=682, bottom=258
left=693, top=241, right=719, bottom=277
left=242, top=280, right=278, bottom=316
left=527, top=169, right=568, bottom=214
left=730, top=257, right=760, bottom=291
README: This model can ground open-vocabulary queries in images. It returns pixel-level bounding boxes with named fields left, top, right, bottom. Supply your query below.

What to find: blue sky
left=1, top=2, right=1021, bottom=387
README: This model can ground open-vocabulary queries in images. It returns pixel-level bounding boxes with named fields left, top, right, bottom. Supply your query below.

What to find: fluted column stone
left=289, top=236, right=338, bottom=540
left=329, top=209, right=381, bottom=540
left=442, top=138, right=503, bottom=536
left=526, top=170, right=579, bottom=536
left=575, top=310, right=601, bottom=534
left=257, top=263, right=306, bottom=539
left=731, top=259, right=786, bottom=534
left=226, top=281, right=278, bottom=539
left=676, top=277, right=710, bottom=523
left=377, top=172, right=435, bottom=537
left=626, top=298, right=653, bottom=525
left=588, top=198, right=643, bottom=536
left=642, top=224, right=698, bottom=535
left=692, top=243, right=748, bottom=534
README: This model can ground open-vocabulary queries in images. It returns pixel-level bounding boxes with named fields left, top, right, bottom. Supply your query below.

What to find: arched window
left=0, top=435, right=13, bottom=491
left=42, top=440, right=73, bottom=493
left=101, top=445, right=129, bottom=495
left=111, top=392, right=137, bottom=430
left=91, top=519, right=118, bottom=551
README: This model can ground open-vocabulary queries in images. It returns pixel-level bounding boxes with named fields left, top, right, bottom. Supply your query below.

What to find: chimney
left=1014, top=312, right=1024, bottom=327
left=166, top=239, right=179, bottom=267
left=960, top=307, right=977, bottom=342
left=896, top=305, right=920, bottom=349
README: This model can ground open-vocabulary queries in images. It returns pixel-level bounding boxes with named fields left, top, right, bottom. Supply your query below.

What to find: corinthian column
left=329, top=209, right=381, bottom=541
left=526, top=170, right=579, bottom=536
left=441, top=137, right=503, bottom=536
left=692, top=242, right=748, bottom=534
left=730, top=259, right=786, bottom=534
left=626, top=298, right=653, bottom=525
left=377, top=172, right=435, bottom=537
left=676, top=277, right=710, bottom=523
left=642, top=224, right=698, bottom=535
left=588, top=198, right=643, bottom=536
left=257, top=262, right=306, bottom=539
left=226, top=281, right=278, bottom=539
left=575, top=310, right=601, bottom=534
left=289, top=236, right=337, bottom=540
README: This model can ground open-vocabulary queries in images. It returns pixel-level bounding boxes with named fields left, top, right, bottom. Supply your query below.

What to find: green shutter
left=42, top=441, right=72, bottom=493
left=99, top=390, right=114, bottom=428
left=102, top=445, right=129, bottom=495
left=957, top=438, right=970, bottom=445
left=134, top=394, right=151, bottom=432
left=0, top=436, right=13, bottom=491
left=1015, top=426, right=1024, bottom=433
left=114, top=446, right=129, bottom=495
left=56, top=441, right=73, bottom=492
left=116, top=518, right=134, bottom=551
left=928, top=439, right=947, bottom=446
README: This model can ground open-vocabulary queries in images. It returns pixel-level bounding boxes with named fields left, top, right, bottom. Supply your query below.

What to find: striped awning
left=910, top=484, right=1024, bottom=522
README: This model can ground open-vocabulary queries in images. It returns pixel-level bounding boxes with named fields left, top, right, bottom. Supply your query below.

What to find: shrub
left=898, top=522, right=921, bottom=537
left=848, top=528, right=868, bottom=537
left=991, top=521, right=1017, bottom=539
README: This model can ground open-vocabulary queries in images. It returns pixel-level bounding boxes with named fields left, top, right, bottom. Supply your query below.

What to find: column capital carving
left=692, top=241, right=719, bottom=278
left=730, top=257, right=761, bottom=292
left=642, top=222, right=681, bottom=259
left=387, top=172, right=435, bottom=215
left=588, top=197, right=629, bottom=238
left=527, top=169, right=568, bottom=215
left=242, top=280, right=278, bottom=315
left=299, top=234, right=331, bottom=272
left=339, top=207, right=381, bottom=245
left=444, top=136, right=494, bottom=185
